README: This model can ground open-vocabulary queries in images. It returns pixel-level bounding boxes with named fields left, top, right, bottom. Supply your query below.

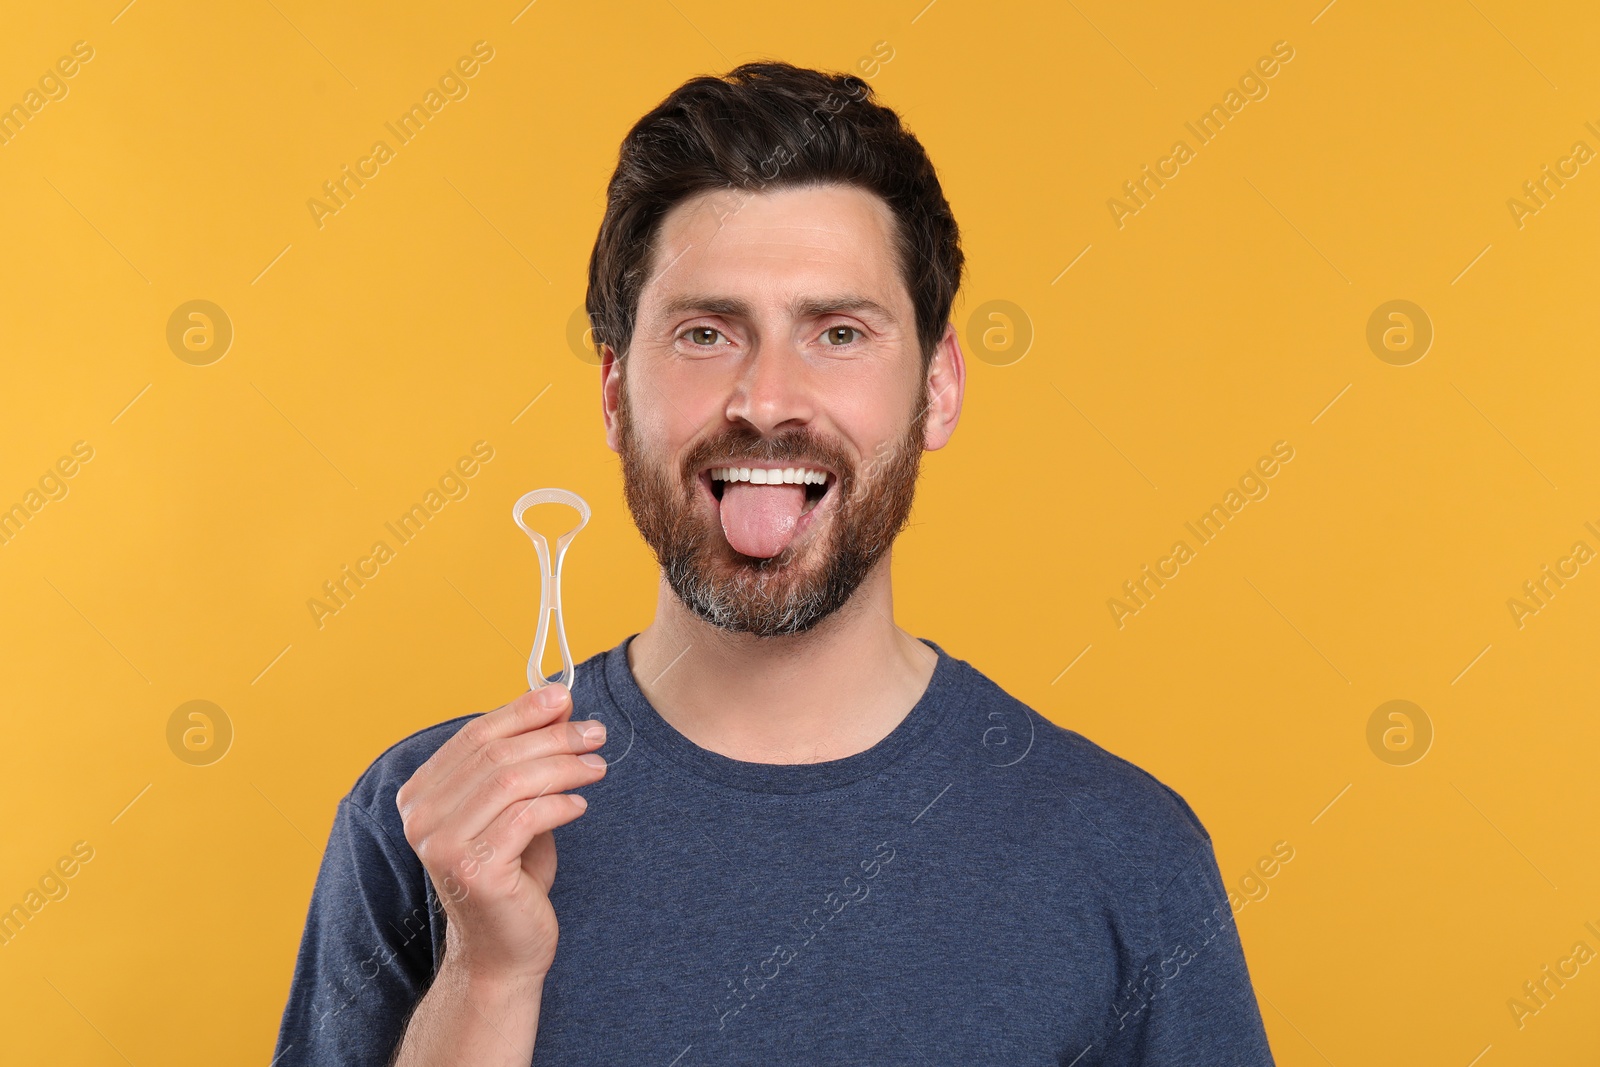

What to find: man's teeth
left=710, top=466, right=828, bottom=485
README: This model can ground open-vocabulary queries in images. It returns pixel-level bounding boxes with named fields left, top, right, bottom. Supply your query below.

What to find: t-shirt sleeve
left=270, top=795, right=441, bottom=1067
left=1102, top=842, right=1277, bottom=1065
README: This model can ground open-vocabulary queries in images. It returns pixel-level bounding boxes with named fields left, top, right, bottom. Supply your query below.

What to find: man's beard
left=617, top=378, right=927, bottom=637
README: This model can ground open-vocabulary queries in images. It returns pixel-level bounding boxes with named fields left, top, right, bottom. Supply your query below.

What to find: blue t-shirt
left=272, top=637, right=1276, bottom=1065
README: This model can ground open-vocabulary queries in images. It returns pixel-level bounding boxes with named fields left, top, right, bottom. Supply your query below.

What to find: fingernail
left=582, top=722, right=606, bottom=744
left=536, top=685, right=565, bottom=708
left=579, top=752, right=606, bottom=768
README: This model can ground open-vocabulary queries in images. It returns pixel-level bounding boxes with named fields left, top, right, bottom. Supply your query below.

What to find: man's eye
left=684, top=327, right=724, bottom=346
left=822, top=326, right=861, bottom=346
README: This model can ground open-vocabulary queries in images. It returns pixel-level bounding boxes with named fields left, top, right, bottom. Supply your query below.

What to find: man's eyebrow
left=791, top=296, right=896, bottom=322
left=659, top=295, right=753, bottom=318
left=657, top=294, right=897, bottom=321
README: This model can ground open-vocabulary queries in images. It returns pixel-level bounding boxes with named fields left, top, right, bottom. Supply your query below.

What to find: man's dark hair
left=585, top=60, right=964, bottom=371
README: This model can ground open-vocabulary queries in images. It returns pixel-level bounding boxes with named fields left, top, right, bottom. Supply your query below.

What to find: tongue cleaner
left=512, top=488, right=591, bottom=692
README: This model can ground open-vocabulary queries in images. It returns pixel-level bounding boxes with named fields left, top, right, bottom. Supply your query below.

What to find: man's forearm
left=391, top=960, right=544, bottom=1067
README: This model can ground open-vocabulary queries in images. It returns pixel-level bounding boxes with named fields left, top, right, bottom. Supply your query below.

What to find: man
left=273, top=61, right=1276, bottom=1066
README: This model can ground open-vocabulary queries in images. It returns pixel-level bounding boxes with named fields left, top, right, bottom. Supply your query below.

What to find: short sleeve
left=1102, top=844, right=1277, bottom=1065
left=270, top=796, right=441, bottom=1067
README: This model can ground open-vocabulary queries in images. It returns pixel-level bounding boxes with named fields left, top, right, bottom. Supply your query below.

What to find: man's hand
left=395, top=683, right=607, bottom=984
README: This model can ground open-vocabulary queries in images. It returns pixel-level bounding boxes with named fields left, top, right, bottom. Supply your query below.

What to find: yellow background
left=2, top=0, right=1597, bottom=1062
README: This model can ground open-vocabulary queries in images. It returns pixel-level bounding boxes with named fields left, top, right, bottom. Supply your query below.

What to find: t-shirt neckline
left=599, top=633, right=958, bottom=795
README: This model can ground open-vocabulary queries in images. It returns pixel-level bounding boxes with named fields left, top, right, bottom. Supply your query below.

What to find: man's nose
left=722, top=344, right=816, bottom=435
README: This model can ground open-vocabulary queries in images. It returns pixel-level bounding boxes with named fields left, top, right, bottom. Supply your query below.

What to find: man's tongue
left=719, top=482, right=806, bottom=558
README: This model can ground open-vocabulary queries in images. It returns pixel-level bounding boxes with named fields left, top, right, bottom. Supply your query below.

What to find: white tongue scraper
left=512, top=488, right=590, bottom=692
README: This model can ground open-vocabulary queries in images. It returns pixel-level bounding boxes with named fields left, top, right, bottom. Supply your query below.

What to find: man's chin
left=666, top=532, right=851, bottom=636
left=701, top=536, right=829, bottom=592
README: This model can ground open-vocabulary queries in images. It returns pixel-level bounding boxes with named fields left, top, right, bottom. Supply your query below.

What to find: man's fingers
left=409, top=717, right=606, bottom=825
left=461, top=684, right=574, bottom=752
left=475, top=791, right=590, bottom=871
left=422, top=752, right=606, bottom=857
left=398, top=684, right=574, bottom=809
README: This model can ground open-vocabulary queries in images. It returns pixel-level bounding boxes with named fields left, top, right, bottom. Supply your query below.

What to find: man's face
left=602, top=182, right=960, bottom=637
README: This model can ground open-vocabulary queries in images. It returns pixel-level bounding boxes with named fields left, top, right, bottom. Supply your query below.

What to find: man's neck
left=625, top=558, right=938, bottom=765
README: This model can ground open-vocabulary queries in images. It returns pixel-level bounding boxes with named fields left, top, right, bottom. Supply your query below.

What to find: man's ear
left=922, top=322, right=965, bottom=451
left=600, top=344, right=623, bottom=453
